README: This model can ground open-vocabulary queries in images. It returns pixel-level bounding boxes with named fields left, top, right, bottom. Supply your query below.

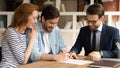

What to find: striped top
left=0, top=27, right=27, bottom=68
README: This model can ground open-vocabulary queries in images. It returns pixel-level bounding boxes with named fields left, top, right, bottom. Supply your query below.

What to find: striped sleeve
left=6, top=28, right=25, bottom=64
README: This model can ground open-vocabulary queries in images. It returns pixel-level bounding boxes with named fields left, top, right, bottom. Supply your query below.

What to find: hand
left=87, top=51, right=101, bottom=61
left=60, top=50, right=67, bottom=54
left=69, top=52, right=78, bottom=59
left=29, top=27, right=38, bottom=41
left=53, top=53, right=70, bottom=61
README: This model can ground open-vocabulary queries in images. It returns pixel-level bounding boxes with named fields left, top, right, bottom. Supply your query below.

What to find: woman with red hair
left=0, top=3, right=39, bottom=68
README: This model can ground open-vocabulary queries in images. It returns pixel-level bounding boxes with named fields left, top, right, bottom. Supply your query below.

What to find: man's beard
left=44, top=26, right=53, bottom=33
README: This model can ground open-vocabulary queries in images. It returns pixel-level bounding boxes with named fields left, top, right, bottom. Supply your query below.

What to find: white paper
left=59, top=59, right=93, bottom=65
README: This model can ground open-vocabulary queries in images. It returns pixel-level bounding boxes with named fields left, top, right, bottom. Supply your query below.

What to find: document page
left=59, top=59, right=93, bottom=65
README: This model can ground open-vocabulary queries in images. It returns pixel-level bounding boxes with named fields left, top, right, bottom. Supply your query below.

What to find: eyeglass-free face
left=27, top=10, right=39, bottom=29
left=42, top=17, right=59, bottom=33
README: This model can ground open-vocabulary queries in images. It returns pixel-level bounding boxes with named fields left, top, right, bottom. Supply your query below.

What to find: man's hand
left=69, top=52, right=78, bottom=59
left=87, top=51, right=101, bottom=60
left=60, top=50, right=68, bottom=54
left=53, top=53, right=70, bottom=61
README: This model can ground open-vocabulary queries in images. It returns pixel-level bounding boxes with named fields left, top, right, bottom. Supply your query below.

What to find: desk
left=17, top=56, right=91, bottom=68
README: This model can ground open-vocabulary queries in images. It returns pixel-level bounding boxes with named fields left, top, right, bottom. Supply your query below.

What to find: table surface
left=17, top=56, right=92, bottom=68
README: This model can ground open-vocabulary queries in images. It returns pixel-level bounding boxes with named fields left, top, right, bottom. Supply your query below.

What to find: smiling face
left=42, top=16, right=59, bottom=33
left=27, top=10, right=38, bottom=29
left=86, top=14, right=103, bottom=30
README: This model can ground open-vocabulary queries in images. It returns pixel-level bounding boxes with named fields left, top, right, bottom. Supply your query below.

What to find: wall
left=78, top=0, right=120, bottom=22
left=0, top=0, right=6, bottom=11
left=102, top=0, right=120, bottom=22
left=102, top=0, right=118, bottom=11
left=78, top=0, right=119, bottom=11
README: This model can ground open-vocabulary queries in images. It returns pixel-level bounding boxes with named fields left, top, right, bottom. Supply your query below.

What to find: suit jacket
left=70, top=24, right=120, bottom=58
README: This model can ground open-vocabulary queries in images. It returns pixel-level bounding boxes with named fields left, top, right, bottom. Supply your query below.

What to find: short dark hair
left=41, top=6, right=60, bottom=21
left=86, top=4, right=104, bottom=18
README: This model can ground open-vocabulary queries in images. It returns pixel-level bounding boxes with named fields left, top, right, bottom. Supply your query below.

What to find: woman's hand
left=29, top=27, right=38, bottom=41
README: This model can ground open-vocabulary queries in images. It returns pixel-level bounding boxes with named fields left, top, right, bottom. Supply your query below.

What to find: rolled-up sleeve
left=56, top=27, right=67, bottom=51
left=30, top=37, right=42, bottom=62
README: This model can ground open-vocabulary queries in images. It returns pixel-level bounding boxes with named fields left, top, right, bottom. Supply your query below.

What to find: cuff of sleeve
left=70, top=51, right=77, bottom=54
left=61, top=48, right=68, bottom=52
left=30, top=51, right=42, bottom=62
left=100, top=51, right=103, bottom=58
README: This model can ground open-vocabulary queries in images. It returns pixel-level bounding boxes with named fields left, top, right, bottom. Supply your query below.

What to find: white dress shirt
left=91, top=23, right=103, bottom=51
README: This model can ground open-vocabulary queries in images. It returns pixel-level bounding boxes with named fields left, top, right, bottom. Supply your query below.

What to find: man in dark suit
left=70, top=4, right=120, bottom=60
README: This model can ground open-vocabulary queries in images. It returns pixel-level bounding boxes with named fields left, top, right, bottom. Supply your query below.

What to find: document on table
left=59, top=59, right=93, bottom=65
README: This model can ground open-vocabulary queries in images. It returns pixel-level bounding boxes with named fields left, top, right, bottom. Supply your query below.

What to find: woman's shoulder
left=3, top=27, right=19, bottom=38
left=5, top=27, right=17, bottom=34
left=7, top=27, right=15, bottom=31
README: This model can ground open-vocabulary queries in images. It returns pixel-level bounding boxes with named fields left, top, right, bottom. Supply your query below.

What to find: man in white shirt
left=30, top=6, right=70, bottom=62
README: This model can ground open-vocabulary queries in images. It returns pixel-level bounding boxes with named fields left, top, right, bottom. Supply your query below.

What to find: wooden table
left=17, top=56, right=91, bottom=68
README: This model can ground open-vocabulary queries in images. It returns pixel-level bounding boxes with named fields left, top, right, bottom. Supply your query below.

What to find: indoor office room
left=0, top=0, right=120, bottom=68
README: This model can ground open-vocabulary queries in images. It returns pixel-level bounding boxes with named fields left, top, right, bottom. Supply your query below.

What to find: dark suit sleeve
left=102, top=29, right=120, bottom=58
left=70, top=28, right=84, bottom=54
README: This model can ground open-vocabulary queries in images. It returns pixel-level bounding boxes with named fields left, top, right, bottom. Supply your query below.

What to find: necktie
left=92, top=30, right=97, bottom=51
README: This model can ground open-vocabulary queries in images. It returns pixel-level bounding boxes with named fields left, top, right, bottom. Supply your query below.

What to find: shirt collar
left=37, top=21, right=44, bottom=32
left=97, top=22, right=103, bottom=32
